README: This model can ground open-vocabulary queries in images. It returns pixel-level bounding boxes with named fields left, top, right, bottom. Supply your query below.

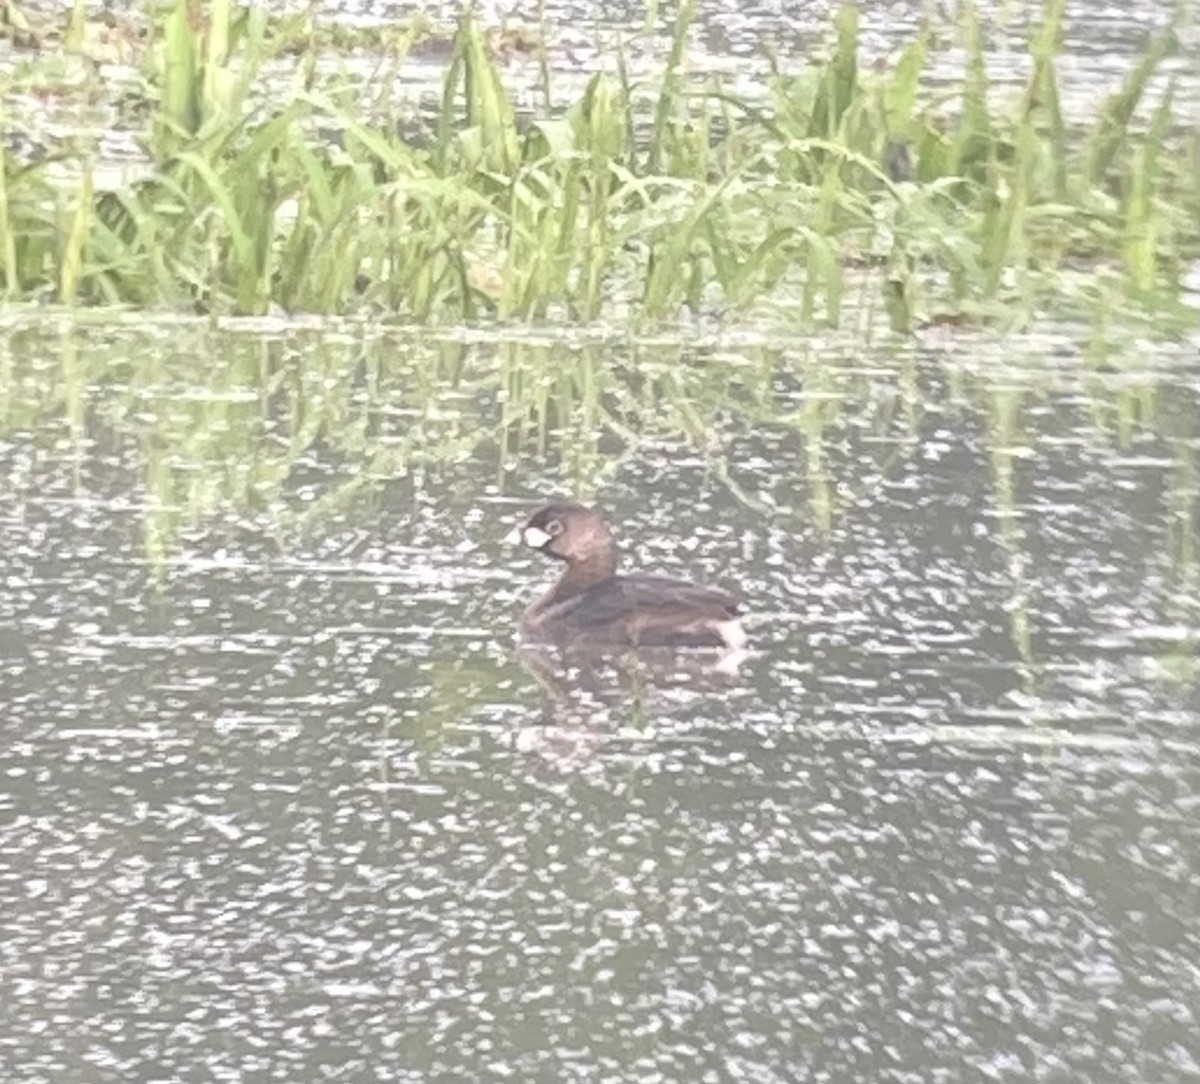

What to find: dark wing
left=557, top=574, right=742, bottom=647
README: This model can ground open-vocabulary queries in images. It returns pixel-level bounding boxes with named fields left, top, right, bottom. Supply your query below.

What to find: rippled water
left=1, top=317, right=1198, bottom=1081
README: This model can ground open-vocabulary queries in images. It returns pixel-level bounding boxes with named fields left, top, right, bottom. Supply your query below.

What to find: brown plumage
left=507, top=503, right=746, bottom=650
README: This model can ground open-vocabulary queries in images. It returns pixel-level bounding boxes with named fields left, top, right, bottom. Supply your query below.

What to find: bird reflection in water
left=507, top=640, right=748, bottom=774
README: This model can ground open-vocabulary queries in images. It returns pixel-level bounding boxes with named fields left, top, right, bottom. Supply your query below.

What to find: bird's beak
left=505, top=525, right=552, bottom=548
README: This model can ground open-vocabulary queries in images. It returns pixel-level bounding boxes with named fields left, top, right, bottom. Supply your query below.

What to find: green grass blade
left=1081, top=24, right=1179, bottom=188
left=59, top=162, right=94, bottom=304
left=648, top=0, right=696, bottom=173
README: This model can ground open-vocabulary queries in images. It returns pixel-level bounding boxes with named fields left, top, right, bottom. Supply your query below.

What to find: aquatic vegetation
left=2, top=316, right=1194, bottom=559
left=0, top=0, right=1195, bottom=328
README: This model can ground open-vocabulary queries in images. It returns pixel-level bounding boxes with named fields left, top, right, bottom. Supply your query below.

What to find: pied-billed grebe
left=506, top=503, right=747, bottom=650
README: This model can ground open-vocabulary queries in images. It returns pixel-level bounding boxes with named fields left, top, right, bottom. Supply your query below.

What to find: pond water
left=1, top=316, right=1198, bottom=1082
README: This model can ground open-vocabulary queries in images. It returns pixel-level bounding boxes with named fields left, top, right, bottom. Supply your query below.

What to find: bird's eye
left=546, top=519, right=563, bottom=537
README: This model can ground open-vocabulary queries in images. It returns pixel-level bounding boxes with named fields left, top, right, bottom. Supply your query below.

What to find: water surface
left=1, top=318, right=1198, bottom=1081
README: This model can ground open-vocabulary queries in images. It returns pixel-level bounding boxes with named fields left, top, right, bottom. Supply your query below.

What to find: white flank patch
left=522, top=526, right=552, bottom=548
left=716, top=619, right=748, bottom=649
